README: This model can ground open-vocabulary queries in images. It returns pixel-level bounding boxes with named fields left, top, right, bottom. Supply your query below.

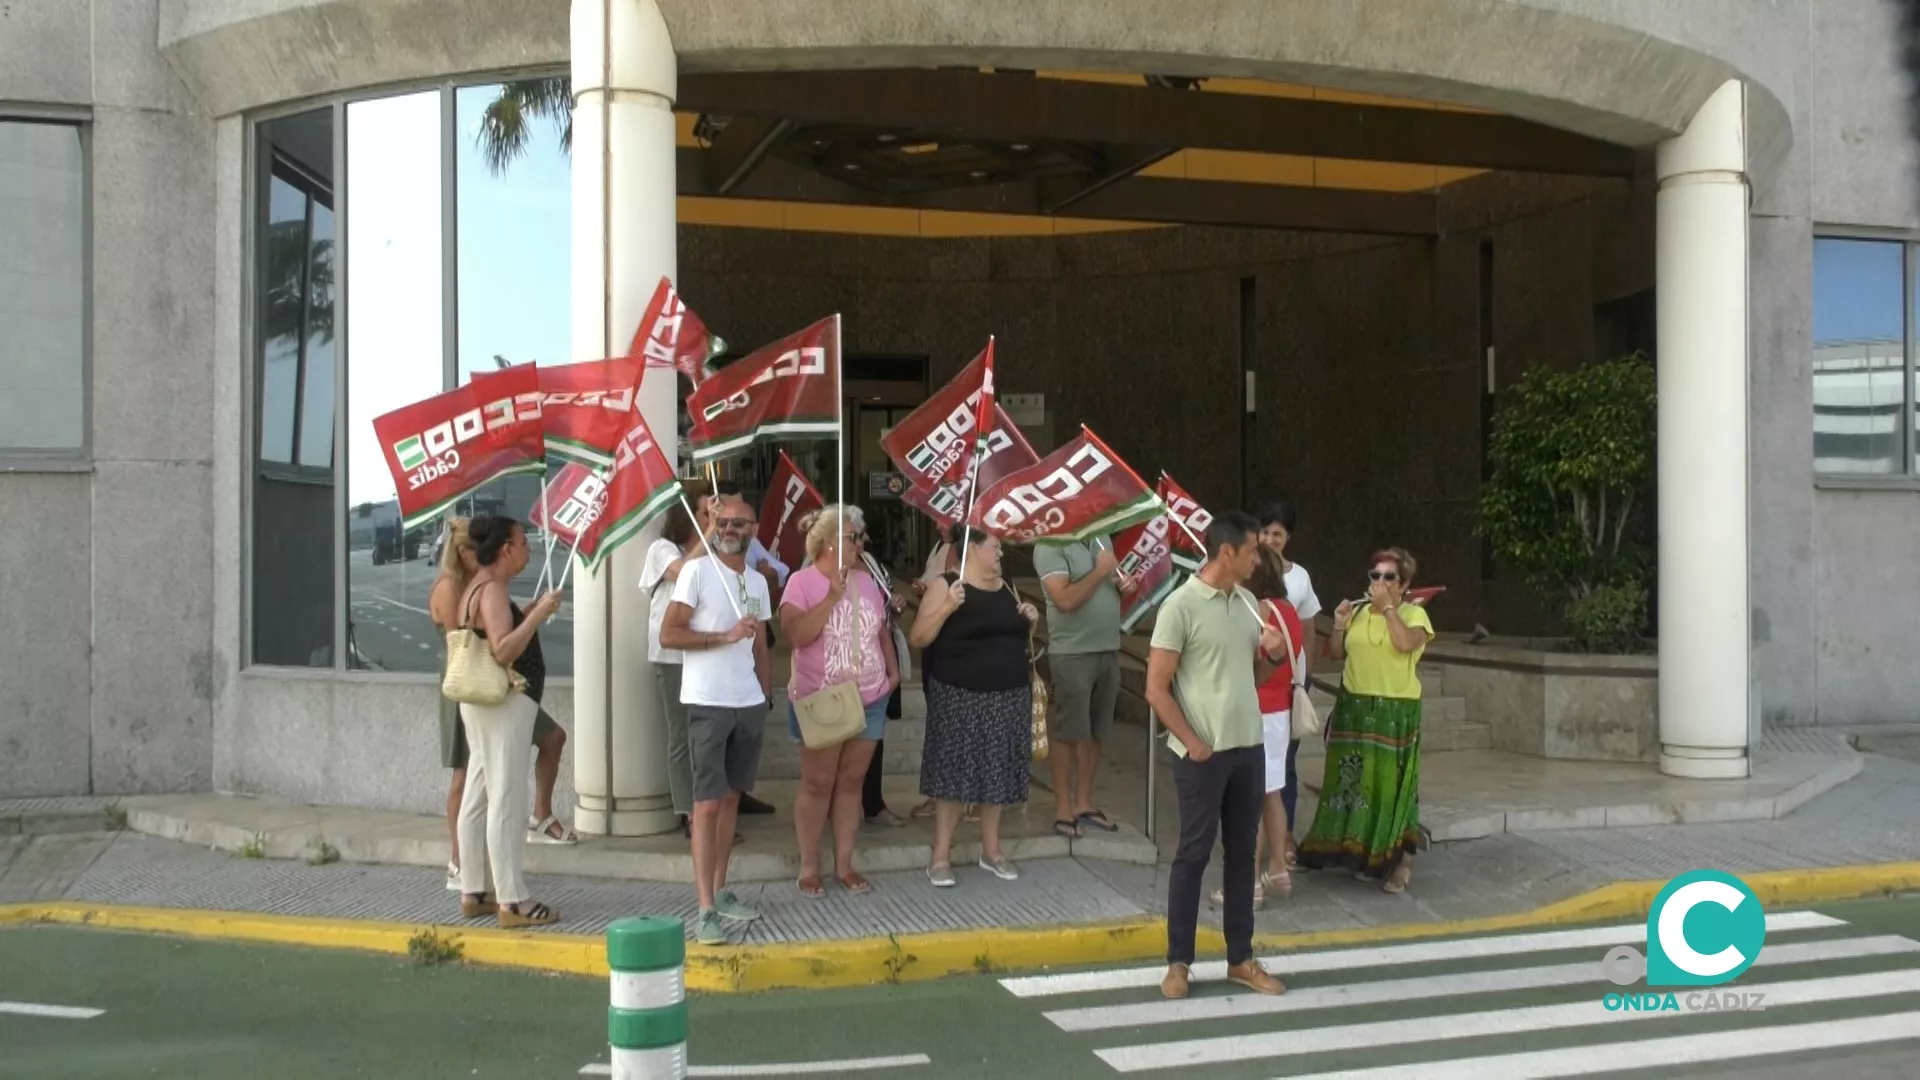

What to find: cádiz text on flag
left=684, top=316, right=840, bottom=464
left=372, top=363, right=546, bottom=530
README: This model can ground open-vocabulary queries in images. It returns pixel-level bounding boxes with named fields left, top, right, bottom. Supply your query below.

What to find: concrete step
left=1425, top=718, right=1493, bottom=752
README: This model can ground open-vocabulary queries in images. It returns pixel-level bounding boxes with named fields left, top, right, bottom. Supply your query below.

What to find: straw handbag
left=442, top=585, right=523, bottom=706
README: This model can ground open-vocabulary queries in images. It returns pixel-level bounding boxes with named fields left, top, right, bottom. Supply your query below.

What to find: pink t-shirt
left=781, top=566, right=891, bottom=706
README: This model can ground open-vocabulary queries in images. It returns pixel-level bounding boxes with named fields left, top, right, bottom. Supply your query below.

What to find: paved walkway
left=5, top=753, right=1918, bottom=946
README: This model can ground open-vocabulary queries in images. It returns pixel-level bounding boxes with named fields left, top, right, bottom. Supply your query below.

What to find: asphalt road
left=4, top=897, right=1920, bottom=1078
left=348, top=547, right=574, bottom=675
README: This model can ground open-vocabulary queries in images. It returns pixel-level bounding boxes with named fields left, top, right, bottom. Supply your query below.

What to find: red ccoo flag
left=373, top=364, right=546, bottom=530
left=881, top=341, right=998, bottom=492
left=518, top=357, right=644, bottom=468
left=685, top=316, right=840, bottom=464
left=580, top=411, right=682, bottom=572
left=898, top=405, right=1038, bottom=528
left=1113, top=513, right=1182, bottom=633
left=1157, top=472, right=1215, bottom=572
left=629, top=276, right=724, bottom=384
left=970, top=427, right=1161, bottom=545
left=525, top=461, right=608, bottom=551
left=758, top=451, right=825, bottom=575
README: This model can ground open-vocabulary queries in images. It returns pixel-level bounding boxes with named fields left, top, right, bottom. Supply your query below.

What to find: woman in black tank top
left=452, top=515, right=563, bottom=929
left=907, top=526, right=1039, bottom=888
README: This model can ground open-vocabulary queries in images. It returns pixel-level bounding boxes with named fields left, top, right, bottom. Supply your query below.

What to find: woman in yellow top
left=1297, top=547, right=1434, bottom=894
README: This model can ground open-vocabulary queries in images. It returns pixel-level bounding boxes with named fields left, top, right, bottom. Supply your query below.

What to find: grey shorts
left=1048, top=651, right=1120, bottom=744
left=686, top=704, right=766, bottom=803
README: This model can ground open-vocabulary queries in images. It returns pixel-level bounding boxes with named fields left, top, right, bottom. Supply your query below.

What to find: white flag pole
left=552, top=532, right=583, bottom=594
left=678, top=488, right=742, bottom=620
left=834, top=313, right=845, bottom=574
left=957, top=339, right=994, bottom=581
left=535, top=473, right=555, bottom=594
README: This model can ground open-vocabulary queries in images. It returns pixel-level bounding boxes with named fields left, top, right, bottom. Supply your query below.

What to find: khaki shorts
left=1047, top=651, right=1120, bottom=744
left=687, top=704, right=767, bottom=803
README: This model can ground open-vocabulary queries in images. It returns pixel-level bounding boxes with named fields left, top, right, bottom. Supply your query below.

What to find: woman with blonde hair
left=1297, top=546, right=1434, bottom=894
left=779, top=505, right=897, bottom=897
left=429, top=517, right=572, bottom=896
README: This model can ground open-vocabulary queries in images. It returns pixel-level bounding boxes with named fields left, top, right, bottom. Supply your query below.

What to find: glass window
left=1813, top=237, right=1910, bottom=476
left=456, top=80, right=576, bottom=676
left=345, top=91, right=445, bottom=673
left=251, top=109, right=337, bottom=666
left=0, top=119, right=86, bottom=455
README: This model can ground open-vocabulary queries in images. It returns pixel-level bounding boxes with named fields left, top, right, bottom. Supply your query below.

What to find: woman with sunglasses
left=1297, top=547, right=1434, bottom=894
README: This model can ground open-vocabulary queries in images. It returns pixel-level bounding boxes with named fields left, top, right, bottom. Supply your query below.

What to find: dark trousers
left=1281, top=738, right=1302, bottom=831
left=1166, top=745, right=1265, bottom=967
left=863, top=737, right=888, bottom=818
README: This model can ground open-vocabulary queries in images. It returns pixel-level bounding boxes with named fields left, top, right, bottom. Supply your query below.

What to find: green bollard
left=606, top=916, right=688, bottom=1078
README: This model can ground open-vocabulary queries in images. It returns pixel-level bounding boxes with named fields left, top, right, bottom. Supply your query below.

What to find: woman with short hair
left=909, top=525, right=1038, bottom=887
left=780, top=505, right=897, bottom=897
left=1298, top=546, right=1434, bottom=894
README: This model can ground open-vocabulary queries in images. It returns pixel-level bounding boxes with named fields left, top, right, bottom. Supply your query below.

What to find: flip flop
left=1076, top=809, right=1119, bottom=833
left=1053, top=819, right=1081, bottom=839
left=838, top=872, right=873, bottom=896
left=797, top=874, right=826, bottom=899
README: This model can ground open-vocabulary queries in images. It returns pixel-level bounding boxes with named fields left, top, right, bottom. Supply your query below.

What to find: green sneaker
left=694, top=908, right=727, bottom=945
left=713, top=889, right=761, bottom=923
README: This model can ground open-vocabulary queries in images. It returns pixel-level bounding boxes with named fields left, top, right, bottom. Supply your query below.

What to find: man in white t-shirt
left=659, top=493, right=773, bottom=945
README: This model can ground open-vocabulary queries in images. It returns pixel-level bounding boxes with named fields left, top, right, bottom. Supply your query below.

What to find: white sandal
left=527, top=815, right=578, bottom=845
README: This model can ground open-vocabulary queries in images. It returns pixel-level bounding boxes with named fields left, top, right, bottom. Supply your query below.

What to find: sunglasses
left=843, top=532, right=868, bottom=544
left=1369, top=570, right=1400, bottom=582
left=714, top=517, right=753, bottom=530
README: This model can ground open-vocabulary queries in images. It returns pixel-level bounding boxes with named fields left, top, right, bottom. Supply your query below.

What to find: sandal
left=867, top=808, right=906, bottom=828
left=962, top=805, right=981, bottom=825
left=1210, top=882, right=1266, bottom=909
left=1076, top=809, right=1119, bottom=833
left=909, top=800, right=937, bottom=819
left=1053, top=819, right=1081, bottom=839
left=527, top=815, right=578, bottom=845
left=838, top=872, right=872, bottom=895
left=460, top=892, right=498, bottom=919
left=498, top=901, right=559, bottom=929
left=1382, top=858, right=1413, bottom=895
left=1261, top=868, right=1293, bottom=899
left=797, top=874, right=826, bottom=899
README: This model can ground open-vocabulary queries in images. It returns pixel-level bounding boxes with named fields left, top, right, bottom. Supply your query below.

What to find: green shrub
left=1479, top=354, right=1656, bottom=653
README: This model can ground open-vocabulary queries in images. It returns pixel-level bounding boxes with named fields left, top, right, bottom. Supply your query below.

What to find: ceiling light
left=969, top=170, right=988, bottom=179
left=876, top=133, right=898, bottom=143
left=1010, top=143, right=1030, bottom=152
left=843, top=163, right=860, bottom=171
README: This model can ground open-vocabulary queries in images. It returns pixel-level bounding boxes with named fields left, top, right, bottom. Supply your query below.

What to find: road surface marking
left=400, top=634, right=412, bottom=642
left=1280, top=1010, right=1920, bottom=1079
left=1093, top=968, right=1920, bottom=1071
left=0, top=1001, right=103, bottom=1020
left=1044, top=934, right=1919, bottom=1032
left=418, top=643, right=431, bottom=650
left=999, top=911, right=1844, bottom=998
left=581, top=1053, right=931, bottom=1076
left=373, top=596, right=434, bottom=618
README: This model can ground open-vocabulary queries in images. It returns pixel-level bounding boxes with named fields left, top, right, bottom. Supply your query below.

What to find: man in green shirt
left=1033, top=536, right=1137, bottom=837
left=1146, top=510, right=1287, bottom=1001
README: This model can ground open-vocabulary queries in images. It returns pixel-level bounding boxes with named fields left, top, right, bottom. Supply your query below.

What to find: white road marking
left=373, top=596, right=434, bottom=618
left=400, top=634, right=413, bottom=642
left=1045, top=934, right=1920, bottom=1032
left=418, top=643, right=432, bottom=650
left=0, top=1001, right=103, bottom=1020
left=1094, top=968, right=1920, bottom=1071
left=1280, top=1010, right=1920, bottom=1079
left=580, top=1054, right=931, bottom=1076
left=999, top=911, right=1845, bottom=998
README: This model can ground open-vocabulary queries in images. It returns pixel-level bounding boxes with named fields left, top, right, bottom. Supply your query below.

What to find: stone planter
left=1424, top=639, right=1658, bottom=763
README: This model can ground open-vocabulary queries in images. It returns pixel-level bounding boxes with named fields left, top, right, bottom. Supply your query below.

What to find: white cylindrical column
left=1654, top=79, right=1752, bottom=780
left=571, top=0, right=680, bottom=835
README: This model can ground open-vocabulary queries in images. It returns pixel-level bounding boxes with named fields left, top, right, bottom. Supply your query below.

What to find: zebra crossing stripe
left=1044, top=934, right=1920, bottom=1032
left=1279, top=1010, right=1920, bottom=1080
left=1093, top=968, right=1920, bottom=1072
left=999, top=911, right=1845, bottom=998
left=0, top=1001, right=103, bottom=1020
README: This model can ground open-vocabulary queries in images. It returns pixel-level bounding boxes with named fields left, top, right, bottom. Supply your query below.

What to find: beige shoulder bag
left=1264, top=600, right=1322, bottom=740
left=793, top=577, right=868, bottom=750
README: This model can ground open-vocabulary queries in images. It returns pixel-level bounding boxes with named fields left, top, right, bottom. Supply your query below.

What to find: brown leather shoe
left=1160, top=962, right=1191, bottom=1000
left=1226, top=959, right=1285, bottom=995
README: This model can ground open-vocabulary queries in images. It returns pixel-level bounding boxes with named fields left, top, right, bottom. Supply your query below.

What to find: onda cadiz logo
left=1601, top=869, right=1768, bottom=1014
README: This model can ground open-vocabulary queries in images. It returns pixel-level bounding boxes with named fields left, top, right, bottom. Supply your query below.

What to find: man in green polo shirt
left=1033, top=535, right=1137, bottom=838
left=1146, top=510, right=1287, bottom=1001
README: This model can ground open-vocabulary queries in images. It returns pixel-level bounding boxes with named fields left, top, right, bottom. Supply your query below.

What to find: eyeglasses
left=1369, top=570, right=1400, bottom=582
left=844, top=532, right=868, bottom=544
left=714, top=517, right=752, bottom=530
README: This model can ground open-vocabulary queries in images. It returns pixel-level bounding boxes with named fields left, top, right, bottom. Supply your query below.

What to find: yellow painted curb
left=3, top=861, right=1915, bottom=992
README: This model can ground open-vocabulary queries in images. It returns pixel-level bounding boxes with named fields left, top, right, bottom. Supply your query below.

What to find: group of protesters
left=425, top=488, right=1436, bottom=988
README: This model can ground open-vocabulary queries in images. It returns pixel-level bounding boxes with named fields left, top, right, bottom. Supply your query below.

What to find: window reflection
left=1812, top=238, right=1907, bottom=475
left=345, top=91, right=444, bottom=672
left=455, top=81, right=575, bottom=676
left=251, top=109, right=336, bottom=666
left=0, top=119, right=86, bottom=452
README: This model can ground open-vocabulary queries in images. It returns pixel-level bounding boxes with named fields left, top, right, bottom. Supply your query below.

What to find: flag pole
left=677, top=487, right=742, bottom=620
left=536, top=473, right=555, bottom=593
left=834, top=313, right=845, bottom=573
left=957, top=335, right=993, bottom=581
left=552, top=532, right=583, bottom=594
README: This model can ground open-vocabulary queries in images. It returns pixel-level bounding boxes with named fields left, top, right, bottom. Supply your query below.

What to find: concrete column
left=1654, top=80, right=1752, bottom=780
left=571, top=0, right=680, bottom=835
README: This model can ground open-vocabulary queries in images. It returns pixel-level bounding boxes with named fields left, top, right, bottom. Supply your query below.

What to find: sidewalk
left=5, top=751, right=1919, bottom=985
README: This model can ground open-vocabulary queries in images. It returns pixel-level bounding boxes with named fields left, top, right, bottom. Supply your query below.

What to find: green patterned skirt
left=1298, top=692, right=1423, bottom=878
